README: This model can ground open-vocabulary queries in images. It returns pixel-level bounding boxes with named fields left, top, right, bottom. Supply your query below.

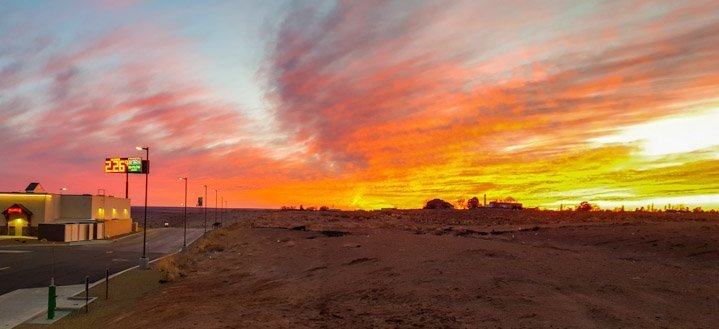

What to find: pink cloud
left=3, top=1, right=719, bottom=208
left=265, top=0, right=719, bottom=169
left=0, top=23, right=325, bottom=205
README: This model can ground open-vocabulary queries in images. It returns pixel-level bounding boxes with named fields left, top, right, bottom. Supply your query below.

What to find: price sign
left=105, top=157, right=147, bottom=174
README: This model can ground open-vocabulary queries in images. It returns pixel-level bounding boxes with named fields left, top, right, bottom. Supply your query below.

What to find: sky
left=1, top=0, right=718, bottom=210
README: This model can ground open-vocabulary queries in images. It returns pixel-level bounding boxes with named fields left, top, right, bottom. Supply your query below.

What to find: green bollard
left=48, top=285, right=56, bottom=319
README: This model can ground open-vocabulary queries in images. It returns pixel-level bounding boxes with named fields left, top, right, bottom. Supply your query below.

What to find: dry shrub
left=195, top=239, right=225, bottom=253
left=155, top=254, right=189, bottom=283
left=226, top=222, right=243, bottom=230
left=192, top=230, right=228, bottom=253
left=209, top=229, right=227, bottom=238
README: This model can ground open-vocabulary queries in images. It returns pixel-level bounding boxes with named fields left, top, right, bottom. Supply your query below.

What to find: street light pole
left=180, top=177, right=187, bottom=250
left=214, top=189, right=218, bottom=227
left=202, top=185, right=207, bottom=234
left=137, top=146, right=150, bottom=270
left=220, top=196, right=223, bottom=226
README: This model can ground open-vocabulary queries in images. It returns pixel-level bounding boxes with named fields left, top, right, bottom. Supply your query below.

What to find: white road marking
left=0, top=250, right=32, bottom=253
left=0, top=266, right=9, bottom=271
left=112, top=258, right=129, bottom=262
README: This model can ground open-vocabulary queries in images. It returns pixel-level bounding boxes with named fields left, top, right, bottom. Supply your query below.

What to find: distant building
left=486, top=201, right=523, bottom=210
left=0, top=183, right=133, bottom=241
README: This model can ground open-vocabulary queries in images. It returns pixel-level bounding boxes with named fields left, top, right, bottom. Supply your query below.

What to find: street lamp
left=59, top=187, right=67, bottom=194
left=202, top=185, right=208, bottom=234
left=179, top=177, right=187, bottom=251
left=136, top=146, right=150, bottom=270
left=214, top=189, right=218, bottom=228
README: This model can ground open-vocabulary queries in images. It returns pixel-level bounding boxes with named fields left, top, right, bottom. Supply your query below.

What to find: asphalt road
left=0, top=228, right=204, bottom=295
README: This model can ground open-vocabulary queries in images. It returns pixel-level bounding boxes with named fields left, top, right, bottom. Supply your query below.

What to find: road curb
left=87, top=230, right=206, bottom=290
left=4, top=230, right=208, bottom=328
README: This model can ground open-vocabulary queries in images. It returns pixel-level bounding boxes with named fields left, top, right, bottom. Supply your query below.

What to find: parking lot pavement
left=0, top=228, right=204, bottom=328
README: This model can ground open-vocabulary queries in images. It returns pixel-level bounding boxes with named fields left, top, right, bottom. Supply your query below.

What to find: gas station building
left=0, top=183, right=133, bottom=241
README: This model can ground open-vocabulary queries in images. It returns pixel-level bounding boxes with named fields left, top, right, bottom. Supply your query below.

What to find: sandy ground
left=98, top=209, right=719, bottom=328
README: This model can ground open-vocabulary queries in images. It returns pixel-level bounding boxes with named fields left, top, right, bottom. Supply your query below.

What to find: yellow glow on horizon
left=546, top=193, right=719, bottom=210
left=592, top=109, right=719, bottom=156
left=242, top=139, right=719, bottom=210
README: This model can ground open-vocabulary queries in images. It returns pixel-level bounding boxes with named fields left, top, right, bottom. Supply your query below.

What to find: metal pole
left=47, top=285, right=55, bottom=319
left=215, top=189, right=218, bottom=226
left=140, top=146, right=149, bottom=269
left=85, top=276, right=89, bottom=313
left=203, top=185, right=207, bottom=234
left=220, top=196, right=223, bottom=226
left=125, top=172, right=129, bottom=199
left=48, top=244, right=56, bottom=319
left=183, top=178, right=187, bottom=249
left=105, top=267, right=109, bottom=300
left=143, top=148, right=148, bottom=257
left=51, top=244, right=55, bottom=285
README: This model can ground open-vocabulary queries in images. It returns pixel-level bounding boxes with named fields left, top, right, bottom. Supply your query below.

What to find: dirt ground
left=90, top=209, right=719, bottom=328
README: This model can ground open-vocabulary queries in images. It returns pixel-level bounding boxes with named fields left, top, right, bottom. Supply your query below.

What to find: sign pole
left=204, top=185, right=207, bottom=234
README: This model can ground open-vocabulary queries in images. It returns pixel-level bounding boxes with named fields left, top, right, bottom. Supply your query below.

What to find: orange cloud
left=2, top=1, right=719, bottom=209
left=258, top=1, right=719, bottom=209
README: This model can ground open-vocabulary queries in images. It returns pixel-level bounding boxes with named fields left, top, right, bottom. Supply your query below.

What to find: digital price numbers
left=104, top=157, right=145, bottom=174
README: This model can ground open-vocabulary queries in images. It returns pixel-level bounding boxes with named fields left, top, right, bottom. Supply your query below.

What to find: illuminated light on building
left=1, top=182, right=134, bottom=241
left=7, top=207, right=23, bottom=214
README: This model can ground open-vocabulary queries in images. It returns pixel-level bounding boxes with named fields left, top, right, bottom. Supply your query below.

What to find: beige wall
left=44, top=193, right=61, bottom=222
left=90, top=196, right=131, bottom=220
left=0, top=193, right=55, bottom=226
left=59, top=195, right=131, bottom=220
left=1, top=193, right=132, bottom=227
left=59, top=195, right=92, bottom=219
left=103, top=218, right=132, bottom=237
left=2, top=192, right=133, bottom=239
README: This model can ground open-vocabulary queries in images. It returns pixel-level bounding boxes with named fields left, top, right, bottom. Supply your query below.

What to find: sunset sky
left=1, top=0, right=718, bottom=210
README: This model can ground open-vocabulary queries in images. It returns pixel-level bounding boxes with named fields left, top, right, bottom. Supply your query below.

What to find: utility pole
left=203, top=185, right=207, bottom=234
left=136, top=146, right=150, bottom=270
left=180, top=177, right=187, bottom=250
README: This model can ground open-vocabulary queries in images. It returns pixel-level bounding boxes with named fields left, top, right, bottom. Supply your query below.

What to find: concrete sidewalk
left=0, top=284, right=85, bottom=329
